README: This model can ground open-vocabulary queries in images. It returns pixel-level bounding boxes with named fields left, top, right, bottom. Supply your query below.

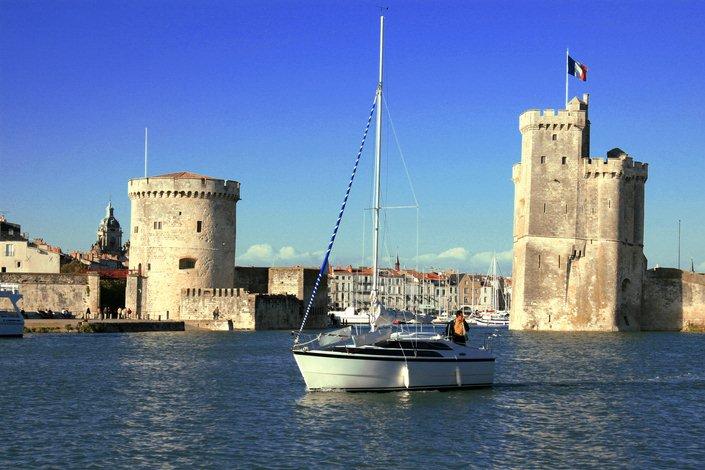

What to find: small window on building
left=134, top=226, right=139, bottom=233
left=153, top=221, right=162, bottom=230
left=552, top=134, right=557, bottom=141
left=179, top=258, right=196, bottom=270
left=16, top=261, right=21, bottom=268
left=538, top=254, right=541, bottom=269
left=8, top=228, right=14, bottom=235
left=540, top=156, right=546, bottom=164
left=558, top=255, right=561, bottom=268
left=1, top=267, right=5, bottom=273
left=197, top=221, right=202, bottom=233
left=147, top=263, right=151, bottom=271
left=4, top=244, right=14, bottom=256
left=543, top=203, right=546, bottom=213
left=608, top=199, right=611, bottom=208
left=561, top=156, right=567, bottom=165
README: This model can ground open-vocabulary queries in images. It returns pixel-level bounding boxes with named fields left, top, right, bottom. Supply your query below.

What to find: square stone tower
left=511, top=95, right=648, bottom=331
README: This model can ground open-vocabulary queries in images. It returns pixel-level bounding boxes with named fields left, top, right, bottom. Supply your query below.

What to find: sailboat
left=474, top=254, right=509, bottom=327
left=291, top=15, right=495, bottom=392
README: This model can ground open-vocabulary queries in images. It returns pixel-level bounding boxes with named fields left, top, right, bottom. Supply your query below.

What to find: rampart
left=642, top=269, right=705, bottom=331
left=0, top=272, right=100, bottom=316
left=178, top=288, right=303, bottom=330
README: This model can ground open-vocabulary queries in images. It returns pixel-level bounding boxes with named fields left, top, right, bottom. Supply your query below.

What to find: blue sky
left=1, top=0, right=704, bottom=273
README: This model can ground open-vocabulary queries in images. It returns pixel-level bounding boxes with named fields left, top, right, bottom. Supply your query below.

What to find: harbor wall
left=0, top=272, right=100, bottom=316
left=178, top=288, right=305, bottom=329
left=641, top=269, right=705, bottom=331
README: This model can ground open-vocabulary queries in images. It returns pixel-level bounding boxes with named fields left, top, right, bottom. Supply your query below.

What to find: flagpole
left=565, top=48, right=569, bottom=109
left=144, top=127, right=148, bottom=178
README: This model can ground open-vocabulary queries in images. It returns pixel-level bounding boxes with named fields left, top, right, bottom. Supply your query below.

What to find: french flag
left=568, top=56, right=588, bottom=81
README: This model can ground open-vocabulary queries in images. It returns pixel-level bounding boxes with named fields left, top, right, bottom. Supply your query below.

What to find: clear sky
left=1, top=0, right=704, bottom=273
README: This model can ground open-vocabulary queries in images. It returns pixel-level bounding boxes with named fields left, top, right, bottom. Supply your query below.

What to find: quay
left=24, top=319, right=185, bottom=334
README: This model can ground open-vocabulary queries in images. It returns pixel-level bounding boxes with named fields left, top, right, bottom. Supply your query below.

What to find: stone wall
left=178, top=287, right=304, bottom=330
left=642, top=269, right=705, bottom=331
left=234, top=266, right=269, bottom=293
left=0, top=272, right=100, bottom=316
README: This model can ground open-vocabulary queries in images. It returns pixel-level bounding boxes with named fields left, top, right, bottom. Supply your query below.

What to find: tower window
left=153, top=221, right=162, bottom=230
left=147, top=263, right=151, bottom=271
left=543, top=203, right=546, bottom=213
left=552, top=134, right=557, bottom=141
left=134, top=226, right=139, bottom=233
left=4, top=244, right=14, bottom=256
left=540, top=156, right=546, bottom=164
left=16, top=261, right=21, bottom=268
left=558, top=255, right=561, bottom=268
left=179, top=258, right=196, bottom=270
left=538, top=254, right=541, bottom=269
left=197, top=221, right=202, bottom=233
left=561, top=157, right=567, bottom=165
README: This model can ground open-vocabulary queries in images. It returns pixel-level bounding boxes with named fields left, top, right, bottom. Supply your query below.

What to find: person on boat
left=445, top=310, right=470, bottom=345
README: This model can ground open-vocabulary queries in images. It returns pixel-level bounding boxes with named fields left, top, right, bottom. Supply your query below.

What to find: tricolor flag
left=568, top=56, right=588, bottom=81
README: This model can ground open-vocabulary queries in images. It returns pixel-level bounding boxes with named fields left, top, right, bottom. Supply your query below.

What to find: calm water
left=2, top=329, right=705, bottom=468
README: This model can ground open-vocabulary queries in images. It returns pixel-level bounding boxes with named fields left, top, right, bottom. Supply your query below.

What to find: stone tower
left=124, top=172, right=240, bottom=320
left=511, top=95, right=648, bottom=331
left=96, top=201, right=123, bottom=255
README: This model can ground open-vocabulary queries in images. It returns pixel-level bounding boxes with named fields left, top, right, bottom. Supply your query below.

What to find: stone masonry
left=511, top=95, right=649, bottom=331
left=0, top=272, right=100, bottom=315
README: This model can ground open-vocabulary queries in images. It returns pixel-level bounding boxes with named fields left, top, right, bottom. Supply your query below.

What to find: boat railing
left=0, top=283, right=21, bottom=294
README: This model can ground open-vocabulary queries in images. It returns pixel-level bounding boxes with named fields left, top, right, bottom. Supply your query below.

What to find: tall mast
left=371, top=15, right=384, bottom=308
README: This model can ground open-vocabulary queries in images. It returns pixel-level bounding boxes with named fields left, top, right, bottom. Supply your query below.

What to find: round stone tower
left=125, top=172, right=240, bottom=320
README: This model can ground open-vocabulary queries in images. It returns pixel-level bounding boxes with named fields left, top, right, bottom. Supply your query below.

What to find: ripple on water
left=1, top=330, right=705, bottom=468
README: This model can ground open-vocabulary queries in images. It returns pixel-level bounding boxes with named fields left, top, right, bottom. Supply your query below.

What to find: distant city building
left=328, top=265, right=512, bottom=315
left=94, top=201, right=123, bottom=255
left=68, top=201, right=128, bottom=270
left=0, top=217, right=60, bottom=273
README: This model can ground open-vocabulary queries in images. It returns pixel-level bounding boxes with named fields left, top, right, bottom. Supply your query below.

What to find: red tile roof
left=152, top=171, right=217, bottom=180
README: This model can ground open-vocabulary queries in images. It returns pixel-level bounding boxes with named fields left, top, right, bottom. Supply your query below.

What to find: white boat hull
left=293, top=349, right=494, bottom=391
left=0, top=313, right=24, bottom=338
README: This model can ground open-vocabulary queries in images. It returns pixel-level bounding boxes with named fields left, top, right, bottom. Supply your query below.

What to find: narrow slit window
left=179, top=258, right=196, bottom=270
left=134, top=226, right=139, bottom=234
left=540, top=156, right=546, bottom=164
left=538, top=254, right=542, bottom=269
left=561, top=156, right=567, bottom=165
left=552, top=134, right=557, bottom=141
left=558, top=255, right=561, bottom=268
left=543, top=203, right=546, bottom=213
left=197, top=221, right=202, bottom=233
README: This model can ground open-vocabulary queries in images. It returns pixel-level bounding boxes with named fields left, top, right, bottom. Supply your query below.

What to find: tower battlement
left=519, top=95, right=590, bottom=132
left=583, top=152, right=648, bottom=180
left=128, top=173, right=240, bottom=201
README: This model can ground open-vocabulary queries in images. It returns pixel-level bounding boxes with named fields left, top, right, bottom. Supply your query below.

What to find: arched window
left=179, top=258, right=196, bottom=270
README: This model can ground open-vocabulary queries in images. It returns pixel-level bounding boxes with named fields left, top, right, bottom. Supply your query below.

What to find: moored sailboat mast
left=370, top=15, right=385, bottom=314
